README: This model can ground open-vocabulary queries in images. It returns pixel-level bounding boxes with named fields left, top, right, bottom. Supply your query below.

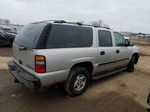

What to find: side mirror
left=125, top=39, right=134, bottom=46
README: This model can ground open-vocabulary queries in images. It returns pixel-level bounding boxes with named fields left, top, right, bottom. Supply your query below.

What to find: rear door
left=13, top=43, right=35, bottom=71
left=97, top=30, right=116, bottom=73
left=13, top=23, right=49, bottom=72
left=112, top=32, right=131, bottom=68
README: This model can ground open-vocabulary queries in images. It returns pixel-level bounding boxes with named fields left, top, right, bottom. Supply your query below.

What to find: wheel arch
left=70, top=61, right=94, bottom=78
left=132, top=53, right=139, bottom=64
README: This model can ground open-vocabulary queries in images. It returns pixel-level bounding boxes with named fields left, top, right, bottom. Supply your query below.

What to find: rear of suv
left=8, top=20, right=139, bottom=96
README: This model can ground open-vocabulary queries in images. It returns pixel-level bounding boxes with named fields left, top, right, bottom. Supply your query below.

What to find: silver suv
left=8, top=20, right=139, bottom=96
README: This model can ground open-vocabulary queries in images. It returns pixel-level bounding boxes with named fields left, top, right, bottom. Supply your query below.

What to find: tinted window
left=98, top=30, right=112, bottom=47
left=46, top=25, right=93, bottom=48
left=114, top=32, right=126, bottom=46
left=15, top=23, right=47, bottom=48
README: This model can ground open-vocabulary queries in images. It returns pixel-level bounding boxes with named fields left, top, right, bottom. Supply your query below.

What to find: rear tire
left=127, top=56, right=135, bottom=72
left=65, top=67, right=90, bottom=96
left=147, top=93, right=150, bottom=105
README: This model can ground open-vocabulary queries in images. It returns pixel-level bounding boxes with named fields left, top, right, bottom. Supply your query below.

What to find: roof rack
left=53, top=20, right=67, bottom=23
left=38, top=20, right=110, bottom=29
left=53, top=20, right=83, bottom=26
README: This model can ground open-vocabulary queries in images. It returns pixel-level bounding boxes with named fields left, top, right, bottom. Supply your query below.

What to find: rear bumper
left=8, top=60, right=41, bottom=88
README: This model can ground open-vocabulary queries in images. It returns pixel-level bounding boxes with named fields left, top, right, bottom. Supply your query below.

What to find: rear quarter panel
left=34, top=47, right=98, bottom=86
left=35, top=47, right=98, bottom=73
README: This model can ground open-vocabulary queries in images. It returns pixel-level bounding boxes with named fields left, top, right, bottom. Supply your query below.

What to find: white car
left=8, top=20, right=139, bottom=96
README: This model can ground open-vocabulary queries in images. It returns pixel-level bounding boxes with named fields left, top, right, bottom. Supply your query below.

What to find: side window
left=114, top=32, right=126, bottom=46
left=98, top=30, right=112, bottom=47
left=46, top=25, right=93, bottom=48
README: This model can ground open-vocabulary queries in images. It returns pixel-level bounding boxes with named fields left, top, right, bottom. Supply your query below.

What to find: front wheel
left=127, top=56, right=135, bottom=72
left=65, top=67, right=90, bottom=96
left=147, top=93, right=150, bottom=105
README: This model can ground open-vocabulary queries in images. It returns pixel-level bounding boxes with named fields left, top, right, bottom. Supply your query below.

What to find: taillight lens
left=35, top=55, right=46, bottom=73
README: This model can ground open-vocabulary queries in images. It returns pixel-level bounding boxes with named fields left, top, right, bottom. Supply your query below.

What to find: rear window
left=46, top=24, right=93, bottom=48
left=15, top=23, right=47, bottom=48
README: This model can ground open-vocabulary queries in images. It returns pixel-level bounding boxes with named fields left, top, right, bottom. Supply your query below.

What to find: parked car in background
left=8, top=20, right=139, bottom=96
left=0, top=26, right=17, bottom=46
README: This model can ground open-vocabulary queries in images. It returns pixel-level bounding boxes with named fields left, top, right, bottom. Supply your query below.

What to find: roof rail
left=36, top=20, right=110, bottom=29
left=53, top=20, right=67, bottom=23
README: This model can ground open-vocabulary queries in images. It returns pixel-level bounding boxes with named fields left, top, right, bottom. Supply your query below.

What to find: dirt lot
left=0, top=40, right=150, bottom=112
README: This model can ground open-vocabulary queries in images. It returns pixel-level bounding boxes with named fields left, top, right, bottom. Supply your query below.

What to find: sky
left=0, top=0, right=150, bottom=33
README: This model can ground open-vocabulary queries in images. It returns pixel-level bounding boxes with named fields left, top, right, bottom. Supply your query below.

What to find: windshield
left=15, top=23, right=47, bottom=48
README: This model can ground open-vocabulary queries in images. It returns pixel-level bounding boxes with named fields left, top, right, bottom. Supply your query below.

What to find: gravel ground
left=0, top=40, right=150, bottom=112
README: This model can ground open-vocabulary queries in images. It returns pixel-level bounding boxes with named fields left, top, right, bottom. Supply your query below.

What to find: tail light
left=35, top=55, right=46, bottom=73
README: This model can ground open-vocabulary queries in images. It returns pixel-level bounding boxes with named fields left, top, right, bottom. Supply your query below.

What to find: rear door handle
left=100, top=51, right=105, bottom=55
left=116, top=50, right=120, bottom=53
